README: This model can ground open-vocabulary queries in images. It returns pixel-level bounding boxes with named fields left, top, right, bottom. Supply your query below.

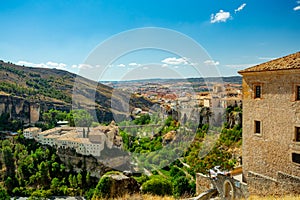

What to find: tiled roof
left=238, top=52, right=300, bottom=73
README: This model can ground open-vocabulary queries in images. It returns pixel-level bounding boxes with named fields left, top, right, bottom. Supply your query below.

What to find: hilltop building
left=239, top=52, right=300, bottom=195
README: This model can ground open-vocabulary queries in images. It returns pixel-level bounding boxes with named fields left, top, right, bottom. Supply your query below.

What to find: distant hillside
left=101, top=76, right=242, bottom=85
left=0, top=60, right=153, bottom=123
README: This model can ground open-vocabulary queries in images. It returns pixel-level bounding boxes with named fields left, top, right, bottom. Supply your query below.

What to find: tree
left=2, top=146, right=15, bottom=178
left=51, top=178, right=60, bottom=193
left=0, top=185, right=10, bottom=200
left=68, top=174, right=73, bottom=187
left=134, top=114, right=150, bottom=125
left=86, top=172, right=91, bottom=186
left=38, top=161, right=49, bottom=186
left=141, top=176, right=172, bottom=196
left=77, top=173, right=82, bottom=188
left=172, top=176, right=194, bottom=198
left=72, top=175, right=78, bottom=188
left=69, top=109, right=93, bottom=127
left=42, top=109, right=68, bottom=129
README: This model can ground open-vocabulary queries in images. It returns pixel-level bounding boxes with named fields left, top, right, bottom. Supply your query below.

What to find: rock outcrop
left=94, top=173, right=140, bottom=198
left=0, top=93, right=69, bottom=124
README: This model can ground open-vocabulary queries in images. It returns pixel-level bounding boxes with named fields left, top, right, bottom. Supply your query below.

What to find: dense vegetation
left=0, top=104, right=243, bottom=199
left=107, top=105, right=242, bottom=198
left=38, top=109, right=95, bottom=130
left=0, top=63, right=71, bottom=103
left=0, top=136, right=97, bottom=199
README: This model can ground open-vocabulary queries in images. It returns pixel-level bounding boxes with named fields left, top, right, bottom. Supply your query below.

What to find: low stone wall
left=247, top=171, right=300, bottom=196
left=212, top=174, right=248, bottom=199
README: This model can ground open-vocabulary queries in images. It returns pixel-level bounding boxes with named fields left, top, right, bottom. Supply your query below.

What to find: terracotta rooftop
left=238, top=51, right=300, bottom=74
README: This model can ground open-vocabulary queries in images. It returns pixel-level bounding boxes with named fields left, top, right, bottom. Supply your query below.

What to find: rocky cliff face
left=0, top=60, right=153, bottom=124
left=0, top=93, right=70, bottom=124
left=57, top=147, right=112, bottom=178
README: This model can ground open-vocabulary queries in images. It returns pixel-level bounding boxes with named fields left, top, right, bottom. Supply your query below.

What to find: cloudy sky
left=0, top=0, right=299, bottom=80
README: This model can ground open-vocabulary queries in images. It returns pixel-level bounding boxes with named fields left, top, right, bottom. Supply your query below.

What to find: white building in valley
left=23, top=122, right=122, bottom=158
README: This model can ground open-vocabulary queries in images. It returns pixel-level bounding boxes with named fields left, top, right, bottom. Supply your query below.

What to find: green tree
left=134, top=114, right=151, bottom=125
left=51, top=178, right=60, bottom=193
left=77, top=173, right=82, bottom=187
left=0, top=185, right=10, bottom=200
left=2, top=146, right=15, bottom=178
left=94, top=176, right=111, bottom=198
left=38, top=161, right=49, bottom=186
left=69, top=109, right=93, bottom=127
left=72, top=175, right=78, bottom=188
left=141, top=176, right=172, bottom=196
left=172, top=176, right=194, bottom=198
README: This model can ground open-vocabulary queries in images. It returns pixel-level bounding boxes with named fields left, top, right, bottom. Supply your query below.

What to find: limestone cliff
left=0, top=60, right=153, bottom=124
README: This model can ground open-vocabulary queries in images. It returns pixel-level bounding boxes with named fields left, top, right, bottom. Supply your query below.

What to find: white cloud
left=117, top=64, right=126, bottom=67
left=225, top=63, right=258, bottom=69
left=161, top=64, right=168, bottom=68
left=204, top=60, right=220, bottom=66
left=71, top=64, right=93, bottom=69
left=235, top=3, right=247, bottom=13
left=17, top=60, right=67, bottom=70
left=128, top=62, right=141, bottom=67
left=210, top=10, right=231, bottom=23
left=161, top=57, right=188, bottom=65
left=294, top=5, right=300, bottom=11
left=258, top=57, right=278, bottom=61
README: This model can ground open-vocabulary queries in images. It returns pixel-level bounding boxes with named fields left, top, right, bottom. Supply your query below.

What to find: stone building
left=23, top=121, right=122, bottom=158
left=23, top=127, right=41, bottom=139
left=238, top=51, right=300, bottom=195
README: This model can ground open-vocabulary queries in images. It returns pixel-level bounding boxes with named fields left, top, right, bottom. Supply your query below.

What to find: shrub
left=141, top=176, right=172, bottom=196
left=172, top=176, right=195, bottom=198
left=94, top=176, right=111, bottom=198
left=0, top=186, right=10, bottom=200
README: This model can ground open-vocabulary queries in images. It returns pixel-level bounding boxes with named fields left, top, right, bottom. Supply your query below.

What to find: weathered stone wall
left=242, top=70, right=300, bottom=193
left=0, top=94, right=31, bottom=123
left=0, top=94, right=70, bottom=124
left=211, top=174, right=249, bottom=199
left=247, top=171, right=300, bottom=196
left=196, top=173, right=212, bottom=195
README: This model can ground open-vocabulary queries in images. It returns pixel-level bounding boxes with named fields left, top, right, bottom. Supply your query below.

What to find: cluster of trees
left=0, top=82, right=36, bottom=97
left=0, top=137, right=97, bottom=199
left=0, top=113, right=22, bottom=132
left=0, top=64, right=25, bottom=78
left=0, top=64, right=71, bottom=103
left=25, top=78, right=71, bottom=103
left=0, top=104, right=243, bottom=199
left=38, top=109, right=94, bottom=130
left=183, top=105, right=242, bottom=175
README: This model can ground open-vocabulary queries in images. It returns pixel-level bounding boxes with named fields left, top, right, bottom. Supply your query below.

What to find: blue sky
left=0, top=0, right=299, bottom=80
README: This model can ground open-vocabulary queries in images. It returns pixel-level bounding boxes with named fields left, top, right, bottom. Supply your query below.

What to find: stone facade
left=24, top=122, right=122, bottom=158
left=239, top=52, right=300, bottom=195
left=23, top=127, right=41, bottom=139
left=196, top=173, right=212, bottom=195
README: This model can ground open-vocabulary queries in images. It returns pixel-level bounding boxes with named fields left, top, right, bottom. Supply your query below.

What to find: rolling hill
left=0, top=60, right=153, bottom=124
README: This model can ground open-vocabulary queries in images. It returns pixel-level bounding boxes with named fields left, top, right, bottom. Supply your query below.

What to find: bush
left=94, top=176, right=111, bottom=198
left=172, top=176, right=195, bottom=198
left=141, top=176, right=172, bottom=196
left=0, top=186, right=10, bottom=200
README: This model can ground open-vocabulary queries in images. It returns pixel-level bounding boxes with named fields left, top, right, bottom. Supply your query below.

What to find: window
left=254, top=120, right=261, bottom=134
left=295, top=127, right=300, bottom=142
left=292, top=153, right=300, bottom=164
left=254, top=85, right=261, bottom=98
left=296, top=86, right=300, bottom=101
